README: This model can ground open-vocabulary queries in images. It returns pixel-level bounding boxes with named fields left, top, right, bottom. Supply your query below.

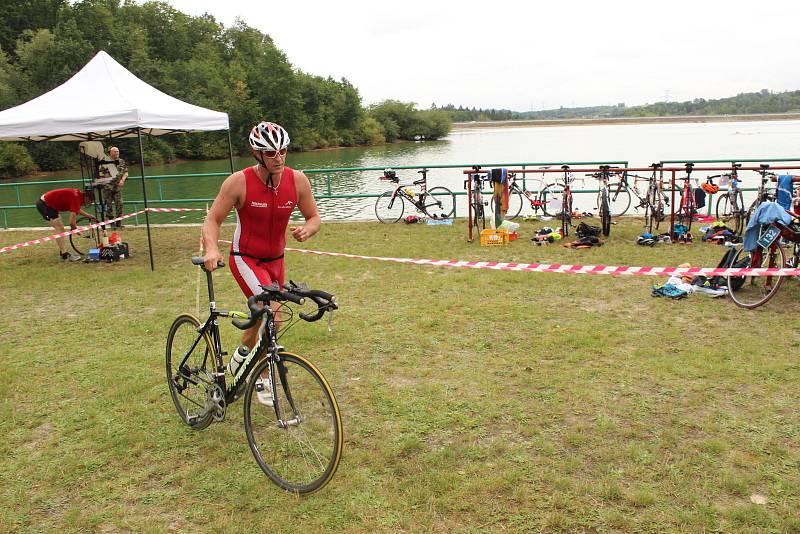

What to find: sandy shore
left=452, top=113, right=800, bottom=129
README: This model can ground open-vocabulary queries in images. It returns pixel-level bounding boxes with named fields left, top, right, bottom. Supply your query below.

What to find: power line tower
left=664, top=89, right=670, bottom=103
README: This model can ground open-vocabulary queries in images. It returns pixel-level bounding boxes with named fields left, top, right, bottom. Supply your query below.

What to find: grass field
left=1, top=218, right=798, bottom=533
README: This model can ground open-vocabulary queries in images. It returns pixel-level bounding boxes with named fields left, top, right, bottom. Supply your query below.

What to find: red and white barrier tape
left=4, top=216, right=798, bottom=277
left=0, top=207, right=205, bottom=254
left=285, top=247, right=800, bottom=277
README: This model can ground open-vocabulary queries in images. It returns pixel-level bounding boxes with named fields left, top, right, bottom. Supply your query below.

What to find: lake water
left=3, top=119, right=800, bottom=227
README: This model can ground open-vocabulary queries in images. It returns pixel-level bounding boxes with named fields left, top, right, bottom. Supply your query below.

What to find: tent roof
left=0, top=51, right=229, bottom=141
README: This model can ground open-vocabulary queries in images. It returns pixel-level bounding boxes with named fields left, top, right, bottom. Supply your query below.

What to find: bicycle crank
left=205, top=382, right=227, bottom=422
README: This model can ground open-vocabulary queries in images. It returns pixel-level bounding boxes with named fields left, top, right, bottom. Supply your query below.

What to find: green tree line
left=435, top=89, right=800, bottom=123
left=0, top=0, right=451, bottom=177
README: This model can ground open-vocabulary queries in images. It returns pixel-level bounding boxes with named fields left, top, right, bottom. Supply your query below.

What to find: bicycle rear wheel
left=727, top=243, right=785, bottom=309
left=375, top=191, right=404, bottom=223
left=244, top=352, right=343, bottom=495
left=69, top=216, right=97, bottom=255
left=421, top=187, right=455, bottom=219
left=165, top=314, right=215, bottom=430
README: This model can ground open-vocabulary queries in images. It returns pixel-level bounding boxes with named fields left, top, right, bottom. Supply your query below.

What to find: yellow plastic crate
left=479, top=229, right=509, bottom=246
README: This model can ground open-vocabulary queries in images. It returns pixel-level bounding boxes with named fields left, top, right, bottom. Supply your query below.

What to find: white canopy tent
left=0, top=50, right=232, bottom=269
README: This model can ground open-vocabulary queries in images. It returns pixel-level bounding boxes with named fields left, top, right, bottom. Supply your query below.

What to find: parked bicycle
left=375, top=168, right=455, bottom=223
left=743, top=164, right=778, bottom=225
left=464, top=166, right=487, bottom=233
left=543, top=165, right=576, bottom=237
left=165, top=258, right=343, bottom=494
left=586, top=165, right=614, bottom=236
left=711, top=163, right=745, bottom=235
left=675, top=163, right=697, bottom=236
left=624, top=163, right=670, bottom=233
left=725, top=212, right=800, bottom=308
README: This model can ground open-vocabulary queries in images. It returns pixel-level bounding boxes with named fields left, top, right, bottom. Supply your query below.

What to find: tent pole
left=137, top=128, right=155, bottom=271
left=227, top=129, right=234, bottom=173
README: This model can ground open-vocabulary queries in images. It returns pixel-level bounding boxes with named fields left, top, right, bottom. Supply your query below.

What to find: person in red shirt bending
left=202, top=121, right=321, bottom=405
left=36, top=188, right=97, bottom=261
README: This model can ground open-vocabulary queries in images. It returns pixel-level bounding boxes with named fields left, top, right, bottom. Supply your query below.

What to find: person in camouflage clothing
left=97, top=146, right=128, bottom=227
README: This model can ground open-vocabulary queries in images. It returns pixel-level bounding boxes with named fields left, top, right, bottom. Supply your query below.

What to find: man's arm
left=202, top=172, right=243, bottom=270
left=290, top=170, right=321, bottom=242
left=77, top=208, right=97, bottom=221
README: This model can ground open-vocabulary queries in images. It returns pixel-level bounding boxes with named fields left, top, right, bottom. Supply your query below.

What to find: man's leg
left=49, top=217, right=68, bottom=255
left=100, top=184, right=114, bottom=224
left=111, top=186, right=123, bottom=222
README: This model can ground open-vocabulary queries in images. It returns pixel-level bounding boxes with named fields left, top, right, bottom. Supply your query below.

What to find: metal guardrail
left=0, top=161, right=630, bottom=228
left=5, top=158, right=799, bottom=228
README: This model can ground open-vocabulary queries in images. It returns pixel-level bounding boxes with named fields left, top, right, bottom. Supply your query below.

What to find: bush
left=355, top=117, right=385, bottom=146
left=26, top=141, right=77, bottom=171
left=0, top=143, right=36, bottom=177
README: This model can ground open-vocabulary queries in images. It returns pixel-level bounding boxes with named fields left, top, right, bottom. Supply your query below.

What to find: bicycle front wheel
left=727, top=243, right=785, bottom=309
left=165, top=314, right=215, bottom=430
left=422, top=187, right=455, bottom=219
left=69, top=216, right=97, bottom=255
left=472, top=197, right=486, bottom=232
left=375, top=191, right=404, bottom=223
left=561, top=194, right=573, bottom=237
left=716, top=191, right=744, bottom=235
left=676, top=192, right=694, bottom=232
left=244, top=352, right=343, bottom=495
left=600, top=191, right=611, bottom=237
left=539, top=183, right=564, bottom=218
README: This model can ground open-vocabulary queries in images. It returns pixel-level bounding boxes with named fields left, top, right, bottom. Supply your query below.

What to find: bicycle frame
left=174, top=268, right=297, bottom=424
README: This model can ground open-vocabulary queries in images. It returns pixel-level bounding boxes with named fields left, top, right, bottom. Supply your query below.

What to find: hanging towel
left=742, top=201, right=792, bottom=251
left=776, top=174, right=794, bottom=210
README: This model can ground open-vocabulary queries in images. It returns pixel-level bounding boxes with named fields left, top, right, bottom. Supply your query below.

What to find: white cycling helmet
left=249, top=121, right=290, bottom=151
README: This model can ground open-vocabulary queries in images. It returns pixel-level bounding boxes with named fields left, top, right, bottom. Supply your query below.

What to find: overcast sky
left=164, top=0, right=800, bottom=111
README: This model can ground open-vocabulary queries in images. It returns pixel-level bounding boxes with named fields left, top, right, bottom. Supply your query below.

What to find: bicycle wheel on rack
left=421, top=187, right=455, bottom=219
left=600, top=191, right=611, bottom=237
left=539, top=183, right=564, bottom=218
left=472, top=199, right=486, bottom=233
left=561, top=194, right=573, bottom=237
left=606, top=182, right=632, bottom=215
left=244, top=352, right=343, bottom=495
left=716, top=191, right=744, bottom=235
left=676, top=192, right=694, bottom=232
left=375, top=191, right=404, bottom=223
left=494, top=190, right=523, bottom=220
left=69, top=216, right=97, bottom=255
left=727, top=243, right=785, bottom=309
left=165, top=314, right=215, bottom=430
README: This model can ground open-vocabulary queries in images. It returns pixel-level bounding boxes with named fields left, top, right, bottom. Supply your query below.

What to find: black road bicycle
left=587, top=165, right=614, bottom=237
left=375, top=168, right=456, bottom=223
left=465, top=166, right=487, bottom=233
left=166, top=258, right=343, bottom=495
